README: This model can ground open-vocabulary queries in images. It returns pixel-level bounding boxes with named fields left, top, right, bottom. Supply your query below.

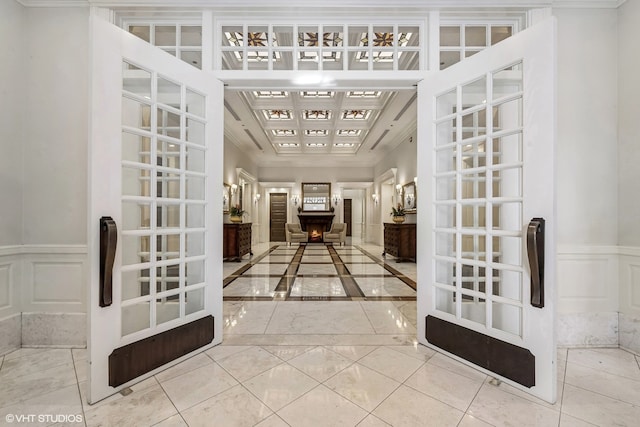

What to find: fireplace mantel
left=298, top=214, right=334, bottom=243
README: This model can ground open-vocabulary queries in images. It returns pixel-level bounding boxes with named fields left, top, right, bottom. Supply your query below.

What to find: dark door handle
left=527, top=218, right=545, bottom=308
left=99, top=216, right=117, bottom=307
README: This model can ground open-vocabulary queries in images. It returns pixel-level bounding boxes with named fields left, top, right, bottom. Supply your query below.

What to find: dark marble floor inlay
left=223, top=243, right=416, bottom=301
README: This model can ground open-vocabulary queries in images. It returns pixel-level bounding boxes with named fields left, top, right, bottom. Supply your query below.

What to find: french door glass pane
left=492, top=268, right=522, bottom=301
left=492, top=302, right=521, bottom=336
left=122, top=131, right=151, bottom=164
left=122, top=269, right=151, bottom=300
left=122, top=63, right=151, bottom=97
left=122, top=201, right=151, bottom=230
left=122, top=302, right=150, bottom=336
left=185, top=287, right=205, bottom=315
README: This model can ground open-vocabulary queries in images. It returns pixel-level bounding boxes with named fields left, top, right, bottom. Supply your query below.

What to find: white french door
left=417, top=17, right=557, bottom=402
left=88, top=15, right=224, bottom=403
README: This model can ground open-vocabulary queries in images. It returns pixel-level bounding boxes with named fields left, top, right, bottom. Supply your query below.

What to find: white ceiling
left=224, top=88, right=417, bottom=168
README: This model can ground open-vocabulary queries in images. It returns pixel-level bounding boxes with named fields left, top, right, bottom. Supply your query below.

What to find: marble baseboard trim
left=0, top=313, right=21, bottom=356
left=619, top=312, right=640, bottom=355
left=557, top=312, right=618, bottom=347
left=21, top=312, right=86, bottom=347
left=222, top=334, right=417, bottom=346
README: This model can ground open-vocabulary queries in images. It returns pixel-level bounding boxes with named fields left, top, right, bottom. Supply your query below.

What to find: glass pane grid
left=218, top=21, right=422, bottom=71
left=120, top=63, right=208, bottom=337
left=439, top=22, right=516, bottom=70
left=432, top=67, right=525, bottom=333
left=127, top=23, right=202, bottom=69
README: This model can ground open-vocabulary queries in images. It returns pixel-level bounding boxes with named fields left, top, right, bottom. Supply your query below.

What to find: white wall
left=373, top=132, right=417, bottom=190
left=617, top=0, right=640, bottom=354
left=224, top=139, right=258, bottom=185
left=553, top=8, right=620, bottom=346
left=23, top=8, right=89, bottom=245
left=0, top=0, right=25, bottom=247
left=554, top=8, right=618, bottom=247
left=0, top=1, right=26, bottom=351
left=618, top=0, right=640, bottom=248
left=0, top=6, right=89, bottom=354
left=370, top=133, right=418, bottom=243
left=0, top=0, right=27, bottom=354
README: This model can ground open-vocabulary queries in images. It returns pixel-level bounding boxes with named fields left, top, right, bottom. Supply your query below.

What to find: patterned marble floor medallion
left=224, top=244, right=417, bottom=301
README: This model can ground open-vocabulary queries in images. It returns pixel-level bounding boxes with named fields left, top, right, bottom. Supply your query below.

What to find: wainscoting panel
left=557, top=246, right=619, bottom=313
left=557, top=246, right=619, bottom=347
left=0, top=246, right=21, bottom=317
left=0, top=245, right=87, bottom=349
left=21, top=245, right=87, bottom=312
left=0, top=263, right=12, bottom=310
left=0, top=246, right=21, bottom=355
left=619, top=246, right=640, bottom=354
left=31, top=261, right=84, bottom=305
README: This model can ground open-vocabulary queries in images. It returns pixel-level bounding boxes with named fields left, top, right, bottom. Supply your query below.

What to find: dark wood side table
left=383, top=223, right=416, bottom=262
left=223, top=223, right=252, bottom=261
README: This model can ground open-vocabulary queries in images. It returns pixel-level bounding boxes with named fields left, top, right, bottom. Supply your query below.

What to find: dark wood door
left=344, top=199, right=352, bottom=237
left=270, top=193, right=287, bottom=242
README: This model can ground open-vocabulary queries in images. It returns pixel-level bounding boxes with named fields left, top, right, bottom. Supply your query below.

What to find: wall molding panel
left=557, top=245, right=619, bottom=313
left=556, top=245, right=619, bottom=346
left=619, top=246, right=640, bottom=354
left=0, top=245, right=87, bottom=349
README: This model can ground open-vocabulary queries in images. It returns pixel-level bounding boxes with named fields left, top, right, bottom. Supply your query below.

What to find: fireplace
left=298, top=213, right=334, bottom=243
left=308, top=227, right=323, bottom=243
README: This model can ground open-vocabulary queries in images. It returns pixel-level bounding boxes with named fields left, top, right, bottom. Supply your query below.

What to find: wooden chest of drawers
left=223, top=223, right=252, bottom=261
left=383, top=223, right=416, bottom=262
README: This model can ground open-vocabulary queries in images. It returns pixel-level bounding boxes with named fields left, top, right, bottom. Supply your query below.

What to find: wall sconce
left=230, top=184, right=238, bottom=195
left=395, top=184, right=403, bottom=195
left=254, top=194, right=261, bottom=204
left=372, top=194, right=379, bottom=205
left=291, top=195, right=300, bottom=206
left=332, top=194, right=341, bottom=205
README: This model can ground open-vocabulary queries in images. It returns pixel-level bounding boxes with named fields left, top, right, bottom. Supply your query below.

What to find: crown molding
left=552, top=0, right=625, bottom=8
left=16, top=0, right=624, bottom=9
left=17, top=0, right=88, bottom=6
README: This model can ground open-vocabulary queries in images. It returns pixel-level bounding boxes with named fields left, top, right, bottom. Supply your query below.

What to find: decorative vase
left=229, top=215, right=242, bottom=223
left=393, top=215, right=406, bottom=224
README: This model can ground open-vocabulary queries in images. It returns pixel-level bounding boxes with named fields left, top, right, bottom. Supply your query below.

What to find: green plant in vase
left=390, top=203, right=406, bottom=223
left=229, top=204, right=245, bottom=223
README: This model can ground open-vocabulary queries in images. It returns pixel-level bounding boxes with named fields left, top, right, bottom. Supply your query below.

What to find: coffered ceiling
left=224, top=88, right=417, bottom=167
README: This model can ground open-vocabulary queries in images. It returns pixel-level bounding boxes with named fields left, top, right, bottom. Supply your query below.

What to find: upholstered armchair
left=285, top=223, right=308, bottom=245
left=323, top=223, right=347, bottom=246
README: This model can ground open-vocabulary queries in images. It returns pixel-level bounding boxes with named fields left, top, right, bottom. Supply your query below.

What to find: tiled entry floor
left=2, top=241, right=639, bottom=426
left=2, top=346, right=640, bottom=426
left=223, top=244, right=416, bottom=301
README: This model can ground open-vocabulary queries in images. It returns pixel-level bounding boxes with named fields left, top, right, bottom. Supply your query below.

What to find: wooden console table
left=383, top=223, right=416, bottom=262
left=223, top=223, right=252, bottom=261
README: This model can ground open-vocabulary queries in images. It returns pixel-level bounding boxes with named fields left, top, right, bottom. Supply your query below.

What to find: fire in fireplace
left=309, top=228, right=323, bottom=243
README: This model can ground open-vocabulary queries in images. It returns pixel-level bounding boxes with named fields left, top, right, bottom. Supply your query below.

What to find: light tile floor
left=1, top=241, right=639, bottom=426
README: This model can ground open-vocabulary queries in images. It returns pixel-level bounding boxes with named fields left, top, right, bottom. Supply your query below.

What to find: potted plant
left=390, top=203, right=406, bottom=223
left=229, top=204, right=245, bottom=223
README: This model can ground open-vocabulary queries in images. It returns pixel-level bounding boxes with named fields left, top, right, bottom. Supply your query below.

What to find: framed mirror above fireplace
left=302, top=182, right=331, bottom=211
